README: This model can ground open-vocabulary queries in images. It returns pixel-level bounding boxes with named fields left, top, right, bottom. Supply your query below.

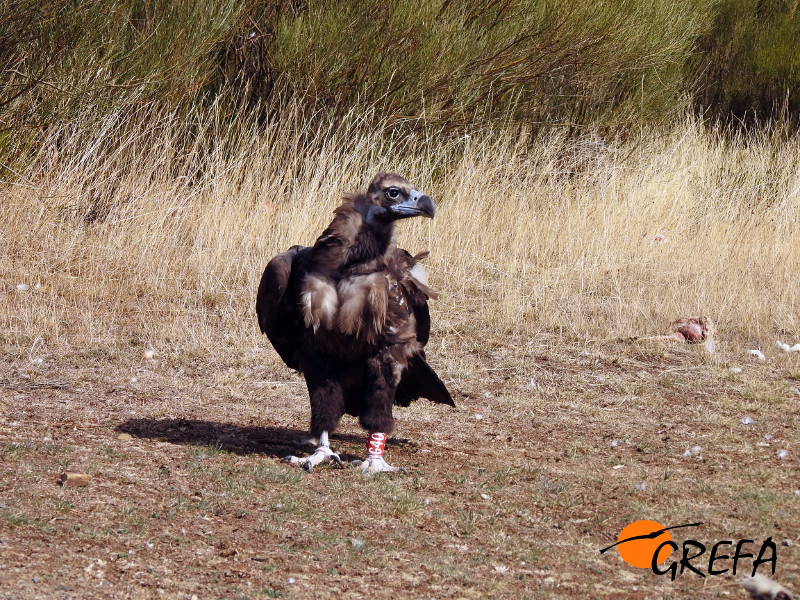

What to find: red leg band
left=366, top=432, right=386, bottom=458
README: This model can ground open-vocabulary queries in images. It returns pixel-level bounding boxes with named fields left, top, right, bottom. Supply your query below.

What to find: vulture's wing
left=395, top=353, right=455, bottom=407
left=256, top=245, right=310, bottom=371
left=394, top=249, right=454, bottom=407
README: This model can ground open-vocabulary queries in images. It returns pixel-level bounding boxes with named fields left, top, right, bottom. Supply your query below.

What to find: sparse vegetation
left=1, top=2, right=799, bottom=599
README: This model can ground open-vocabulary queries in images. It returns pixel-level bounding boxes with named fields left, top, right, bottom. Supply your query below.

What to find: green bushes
left=694, top=0, right=800, bottom=123
left=0, top=0, right=798, bottom=167
left=263, top=0, right=708, bottom=133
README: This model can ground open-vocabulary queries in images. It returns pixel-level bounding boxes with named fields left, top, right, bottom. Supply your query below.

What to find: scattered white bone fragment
left=776, top=340, right=800, bottom=353
left=749, top=349, right=766, bottom=361
left=610, top=439, right=619, bottom=448
left=741, top=573, right=794, bottom=600
left=741, top=416, right=755, bottom=425
left=777, top=449, right=789, bottom=459
left=16, top=283, right=29, bottom=291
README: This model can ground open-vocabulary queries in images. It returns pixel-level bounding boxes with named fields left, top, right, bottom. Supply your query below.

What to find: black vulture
left=256, top=173, right=454, bottom=473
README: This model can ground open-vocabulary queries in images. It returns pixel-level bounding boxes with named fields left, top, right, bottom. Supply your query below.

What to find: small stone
left=741, top=416, right=754, bottom=425
left=117, top=433, right=133, bottom=441
left=16, top=283, right=29, bottom=292
left=474, top=413, right=483, bottom=420
left=748, top=349, right=766, bottom=361
left=777, top=449, right=789, bottom=459
left=287, top=577, right=296, bottom=584
left=635, top=483, right=646, bottom=491
left=730, top=367, right=743, bottom=374
left=781, top=539, right=793, bottom=547
left=610, top=440, right=619, bottom=448
left=480, top=493, right=490, bottom=500
left=349, top=538, right=364, bottom=550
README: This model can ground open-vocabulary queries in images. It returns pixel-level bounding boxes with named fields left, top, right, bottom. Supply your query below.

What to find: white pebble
left=741, top=416, right=754, bottom=425
left=474, top=413, right=483, bottom=420
left=749, top=349, right=766, bottom=361
left=691, top=445, right=703, bottom=454
left=16, top=283, right=29, bottom=291
left=610, top=440, right=619, bottom=448
left=764, top=434, right=773, bottom=440
left=480, top=493, right=490, bottom=500
left=777, top=449, right=789, bottom=459
left=730, top=367, right=743, bottom=374
left=635, top=483, right=646, bottom=491
left=349, top=538, right=364, bottom=550
left=528, top=377, right=537, bottom=389
left=287, top=577, right=295, bottom=584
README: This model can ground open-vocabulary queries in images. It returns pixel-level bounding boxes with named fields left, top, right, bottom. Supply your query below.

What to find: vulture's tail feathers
left=395, top=354, right=455, bottom=407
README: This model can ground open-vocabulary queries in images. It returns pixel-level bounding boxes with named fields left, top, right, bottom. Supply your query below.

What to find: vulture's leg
left=352, top=355, right=408, bottom=474
left=283, top=360, right=345, bottom=473
left=283, top=430, right=343, bottom=473
left=353, top=432, right=408, bottom=474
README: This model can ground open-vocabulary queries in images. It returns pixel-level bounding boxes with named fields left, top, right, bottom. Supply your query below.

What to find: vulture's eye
left=385, top=187, right=401, bottom=200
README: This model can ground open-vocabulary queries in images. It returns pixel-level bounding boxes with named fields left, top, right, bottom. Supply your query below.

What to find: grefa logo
left=600, top=520, right=779, bottom=581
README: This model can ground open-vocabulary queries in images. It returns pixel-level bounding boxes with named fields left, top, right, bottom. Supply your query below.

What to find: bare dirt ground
left=1, top=330, right=799, bottom=599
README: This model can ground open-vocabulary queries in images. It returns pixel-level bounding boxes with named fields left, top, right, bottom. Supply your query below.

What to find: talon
left=357, top=455, right=408, bottom=474
left=282, top=445, right=342, bottom=472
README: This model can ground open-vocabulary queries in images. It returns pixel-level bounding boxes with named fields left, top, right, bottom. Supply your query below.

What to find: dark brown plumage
left=256, top=173, right=454, bottom=473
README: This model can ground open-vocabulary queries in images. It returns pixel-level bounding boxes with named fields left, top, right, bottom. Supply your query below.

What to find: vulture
left=256, top=173, right=454, bottom=473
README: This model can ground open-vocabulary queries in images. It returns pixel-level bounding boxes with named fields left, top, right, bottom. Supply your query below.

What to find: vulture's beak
left=390, top=190, right=435, bottom=219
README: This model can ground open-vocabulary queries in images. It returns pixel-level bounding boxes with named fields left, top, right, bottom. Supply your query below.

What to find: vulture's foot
left=352, top=456, right=409, bottom=475
left=283, top=446, right=343, bottom=473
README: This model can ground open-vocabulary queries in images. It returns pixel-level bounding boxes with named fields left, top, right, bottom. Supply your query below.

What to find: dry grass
left=3, top=108, right=800, bottom=358
left=1, top=106, right=800, bottom=598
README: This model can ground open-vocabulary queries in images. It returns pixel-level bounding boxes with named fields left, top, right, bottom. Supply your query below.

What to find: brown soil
left=1, top=335, right=798, bottom=599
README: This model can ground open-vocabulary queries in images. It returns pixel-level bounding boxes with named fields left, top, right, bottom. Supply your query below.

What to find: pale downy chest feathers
left=300, top=266, right=427, bottom=348
left=299, top=200, right=431, bottom=352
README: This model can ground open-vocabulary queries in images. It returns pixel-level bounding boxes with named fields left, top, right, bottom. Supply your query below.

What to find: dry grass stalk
left=2, top=108, right=800, bottom=361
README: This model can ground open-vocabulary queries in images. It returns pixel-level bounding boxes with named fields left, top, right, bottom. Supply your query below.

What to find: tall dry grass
left=2, top=104, right=800, bottom=366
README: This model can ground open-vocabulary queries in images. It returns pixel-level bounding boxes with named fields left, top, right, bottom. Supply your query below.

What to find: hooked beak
left=389, top=190, right=436, bottom=219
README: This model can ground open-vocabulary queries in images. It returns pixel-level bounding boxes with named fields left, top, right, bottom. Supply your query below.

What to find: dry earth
left=1, top=330, right=799, bottom=599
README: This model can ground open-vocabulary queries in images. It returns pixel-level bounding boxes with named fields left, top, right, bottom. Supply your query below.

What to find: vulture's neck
left=350, top=218, right=395, bottom=265
left=311, top=198, right=396, bottom=274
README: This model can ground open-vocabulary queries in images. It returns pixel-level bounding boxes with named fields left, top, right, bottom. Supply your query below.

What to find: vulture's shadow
left=116, top=418, right=416, bottom=461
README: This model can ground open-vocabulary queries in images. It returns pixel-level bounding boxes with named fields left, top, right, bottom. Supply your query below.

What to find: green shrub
left=693, top=0, right=800, bottom=124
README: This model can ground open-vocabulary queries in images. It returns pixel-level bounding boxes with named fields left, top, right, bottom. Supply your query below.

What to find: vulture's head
left=364, top=173, right=435, bottom=223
